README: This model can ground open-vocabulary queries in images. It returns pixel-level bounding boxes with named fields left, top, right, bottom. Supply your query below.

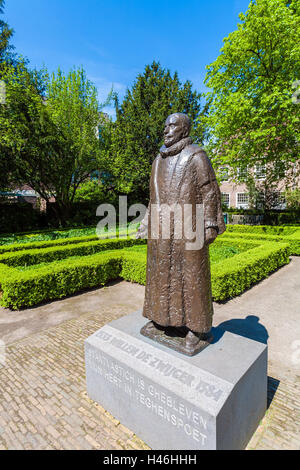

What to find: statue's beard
left=164, top=135, right=182, bottom=148
left=160, top=136, right=193, bottom=158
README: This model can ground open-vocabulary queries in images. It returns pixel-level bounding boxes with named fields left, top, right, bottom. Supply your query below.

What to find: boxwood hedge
left=0, top=239, right=290, bottom=310
left=219, top=231, right=300, bottom=255
left=0, top=237, right=146, bottom=267
left=225, top=224, right=299, bottom=236
left=0, top=228, right=137, bottom=255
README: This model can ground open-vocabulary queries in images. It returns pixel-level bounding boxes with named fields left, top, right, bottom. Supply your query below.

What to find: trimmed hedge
left=0, top=237, right=146, bottom=267
left=211, top=242, right=290, bottom=300
left=225, top=224, right=300, bottom=236
left=0, top=228, right=137, bottom=254
left=219, top=230, right=300, bottom=255
left=0, top=239, right=290, bottom=309
left=0, top=251, right=123, bottom=310
left=0, top=235, right=99, bottom=256
left=121, top=251, right=147, bottom=285
left=120, top=242, right=290, bottom=302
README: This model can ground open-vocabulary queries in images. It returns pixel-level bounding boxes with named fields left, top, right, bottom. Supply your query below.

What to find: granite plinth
left=85, top=311, right=267, bottom=450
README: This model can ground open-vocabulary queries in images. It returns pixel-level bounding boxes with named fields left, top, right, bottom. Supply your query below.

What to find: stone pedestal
left=85, top=311, right=267, bottom=450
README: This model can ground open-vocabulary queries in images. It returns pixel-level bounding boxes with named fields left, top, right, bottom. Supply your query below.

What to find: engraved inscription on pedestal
left=86, top=346, right=210, bottom=446
left=85, top=313, right=267, bottom=450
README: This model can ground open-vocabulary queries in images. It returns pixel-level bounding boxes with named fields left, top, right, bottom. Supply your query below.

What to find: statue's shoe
left=141, top=321, right=164, bottom=335
left=141, top=322, right=213, bottom=357
left=184, top=331, right=212, bottom=356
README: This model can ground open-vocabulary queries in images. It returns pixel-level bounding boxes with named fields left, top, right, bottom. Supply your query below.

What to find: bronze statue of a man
left=137, top=113, right=225, bottom=356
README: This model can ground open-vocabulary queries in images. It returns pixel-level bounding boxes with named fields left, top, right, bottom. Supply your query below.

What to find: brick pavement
left=0, top=311, right=149, bottom=450
left=0, top=309, right=299, bottom=450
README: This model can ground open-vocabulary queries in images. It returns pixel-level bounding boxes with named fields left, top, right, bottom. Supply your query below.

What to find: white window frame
left=272, top=191, right=286, bottom=210
left=236, top=193, right=249, bottom=209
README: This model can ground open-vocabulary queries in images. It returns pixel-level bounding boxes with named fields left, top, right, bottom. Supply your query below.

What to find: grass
left=0, top=224, right=139, bottom=246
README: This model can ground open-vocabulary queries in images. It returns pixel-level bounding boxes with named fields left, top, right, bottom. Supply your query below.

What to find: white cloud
left=88, top=75, right=127, bottom=103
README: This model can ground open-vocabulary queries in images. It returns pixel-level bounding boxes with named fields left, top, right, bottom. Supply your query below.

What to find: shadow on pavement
left=216, top=315, right=269, bottom=344
left=267, top=376, right=280, bottom=409
left=214, top=315, right=280, bottom=409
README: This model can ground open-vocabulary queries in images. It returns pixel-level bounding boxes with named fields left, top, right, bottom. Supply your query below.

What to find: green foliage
left=0, top=237, right=146, bottom=267
left=0, top=65, right=110, bottom=224
left=211, top=243, right=290, bottom=300
left=46, top=68, right=104, bottom=214
left=220, top=226, right=300, bottom=255
left=205, top=0, right=300, bottom=183
left=224, top=224, right=299, bottom=235
left=102, top=61, right=205, bottom=202
left=0, top=233, right=291, bottom=309
left=74, top=180, right=114, bottom=203
left=284, top=188, right=300, bottom=209
left=0, top=227, right=97, bottom=247
left=0, top=226, right=138, bottom=252
left=0, top=251, right=123, bottom=310
left=225, top=208, right=300, bottom=225
left=0, top=0, right=14, bottom=67
left=120, top=252, right=147, bottom=285
left=0, top=203, right=46, bottom=235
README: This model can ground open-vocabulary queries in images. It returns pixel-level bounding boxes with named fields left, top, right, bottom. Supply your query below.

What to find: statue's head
left=163, top=113, right=191, bottom=148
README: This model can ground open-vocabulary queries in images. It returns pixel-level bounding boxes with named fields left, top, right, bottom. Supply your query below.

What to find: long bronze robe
left=142, top=137, right=225, bottom=333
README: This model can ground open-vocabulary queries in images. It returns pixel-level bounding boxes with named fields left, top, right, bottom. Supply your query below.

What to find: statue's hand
left=205, top=227, right=217, bottom=245
left=136, top=225, right=148, bottom=239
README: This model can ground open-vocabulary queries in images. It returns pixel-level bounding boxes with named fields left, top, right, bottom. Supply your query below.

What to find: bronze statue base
left=140, top=321, right=213, bottom=357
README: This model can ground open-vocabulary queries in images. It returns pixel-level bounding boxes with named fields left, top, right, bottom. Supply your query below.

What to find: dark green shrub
left=0, top=203, right=47, bottom=233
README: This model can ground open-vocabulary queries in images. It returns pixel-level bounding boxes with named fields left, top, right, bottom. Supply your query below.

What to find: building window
left=219, top=167, right=229, bottom=181
left=255, top=192, right=265, bottom=210
left=274, top=161, right=286, bottom=179
left=272, top=191, right=286, bottom=209
left=221, top=193, right=230, bottom=207
left=237, top=166, right=248, bottom=180
left=236, top=193, right=249, bottom=209
left=255, top=164, right=266, bottom=180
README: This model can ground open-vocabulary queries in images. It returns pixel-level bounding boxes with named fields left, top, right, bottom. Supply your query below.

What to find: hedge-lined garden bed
left=219, top=225, right=300, bottom=255
left=119, top=242, right=290, bottom=301
left=0, top=237, right=146, bottom=267
left=0, top=235, right=290, bottom=309
left=0, top=227, right=138, bottom=254
left=225, top=224, right=300, bottom=236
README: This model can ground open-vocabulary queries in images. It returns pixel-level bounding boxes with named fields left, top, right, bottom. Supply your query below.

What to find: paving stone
left=0, top=306, right=298, bottom=450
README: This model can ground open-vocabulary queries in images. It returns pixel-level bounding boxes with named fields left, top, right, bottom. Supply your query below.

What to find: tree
left=0, top=0, right=14, bottom=67
left=284, top=188, right=300, bottom=209
left=0, top=65, right=108, bottom=224
left=102, top=61, right=205, bottom=202
left=205, top=0, right=300, bottom=185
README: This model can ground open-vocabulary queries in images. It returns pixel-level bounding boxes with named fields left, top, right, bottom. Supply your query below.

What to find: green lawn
left=124, top=243, right=245, bottom=264
left=0, top=224, right=139, bottom=246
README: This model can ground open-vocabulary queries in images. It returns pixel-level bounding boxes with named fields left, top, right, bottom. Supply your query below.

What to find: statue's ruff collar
left=160, top=137, right=193, bottom=158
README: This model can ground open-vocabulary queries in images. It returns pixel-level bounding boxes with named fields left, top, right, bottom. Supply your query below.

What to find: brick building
left=218, top=163, right=300, bottom=210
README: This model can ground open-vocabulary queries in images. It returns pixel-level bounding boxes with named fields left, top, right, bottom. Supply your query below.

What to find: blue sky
left=5, top=0, right=251, bottom=115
